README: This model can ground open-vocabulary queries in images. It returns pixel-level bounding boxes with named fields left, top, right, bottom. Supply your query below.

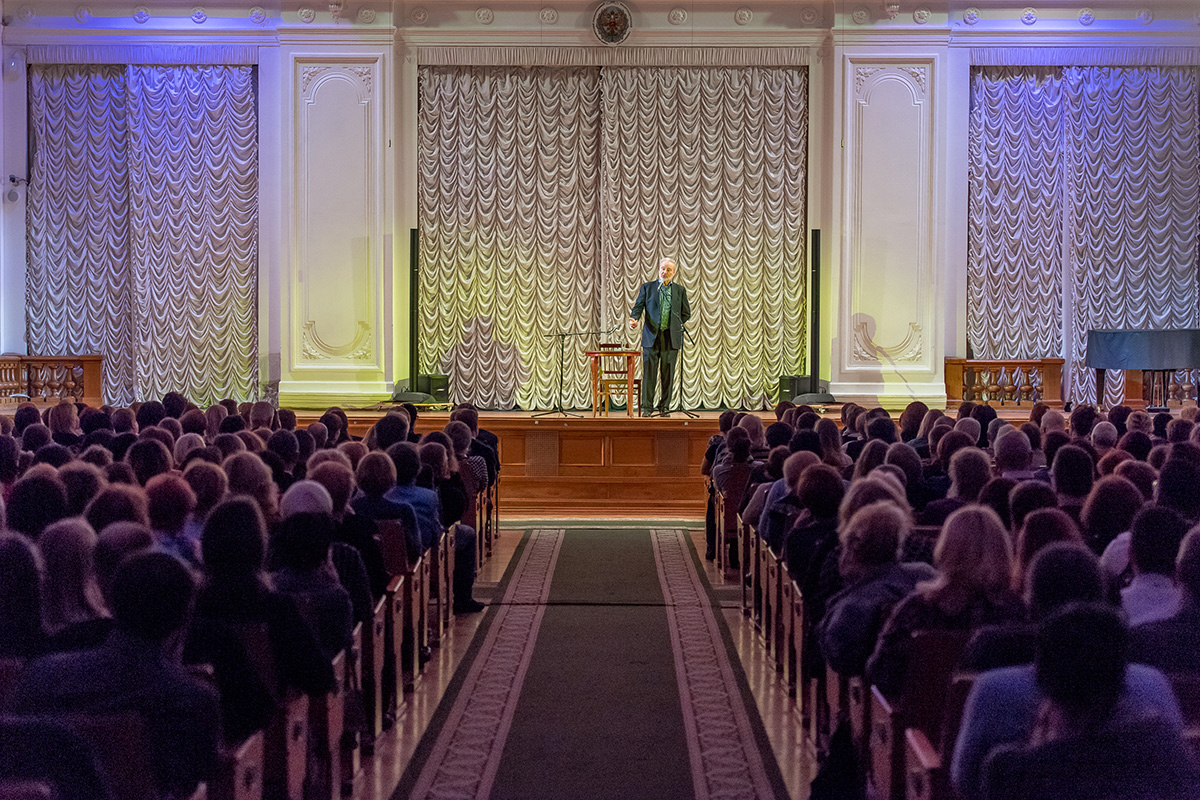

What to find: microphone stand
left=533, top=322, right=621, bottom=418
left=662, top=327, right=699, bottom=418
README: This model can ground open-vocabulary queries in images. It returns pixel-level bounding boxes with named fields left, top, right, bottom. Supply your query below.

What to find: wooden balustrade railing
left=0, top=355, right=104, bottom=408
left=945, top=357, right=1063, bottom=408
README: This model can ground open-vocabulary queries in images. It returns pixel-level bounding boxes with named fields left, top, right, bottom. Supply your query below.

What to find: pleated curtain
left=600, top=67, right=808, bottom=409
left=418, top=65, right=808, bottom=410
left=27, top=66, right=136, bottom=406
left=27, top=64, right=258, bottom=406
left=968, top=65, right=1200, bottom=405
left=418, top=66, right=602, bottom=410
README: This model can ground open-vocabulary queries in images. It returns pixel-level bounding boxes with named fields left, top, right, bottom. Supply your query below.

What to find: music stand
left=533, top=323, right=620, bottom=418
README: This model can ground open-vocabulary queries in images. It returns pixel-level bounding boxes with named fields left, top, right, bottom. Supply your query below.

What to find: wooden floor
left=353, top=521, right=811, bottom=800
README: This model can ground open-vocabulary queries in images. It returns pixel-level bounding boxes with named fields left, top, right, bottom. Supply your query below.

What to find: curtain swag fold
left=415, top=46, right=810, bottom=68
left=27, top=44, right=260, bottom=66
left=969, top=47, right=1200, bottom=67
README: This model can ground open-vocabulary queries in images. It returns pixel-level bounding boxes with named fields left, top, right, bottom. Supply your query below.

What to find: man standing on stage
left=629, top=257, right=692, bottom=417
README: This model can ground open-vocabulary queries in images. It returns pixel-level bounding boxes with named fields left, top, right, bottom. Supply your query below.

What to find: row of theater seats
left=712, top=481, right=1200, bottom=800
left=0, top=480, right=500, bottom=800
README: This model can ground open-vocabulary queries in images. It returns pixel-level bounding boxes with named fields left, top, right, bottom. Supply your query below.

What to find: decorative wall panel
left=293, top=58, right=384, bottom=372
left=842, top=61, right=936, bottom=379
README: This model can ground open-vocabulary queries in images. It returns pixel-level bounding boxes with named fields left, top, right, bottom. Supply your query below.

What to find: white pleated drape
left=126, top=65, right=258, bottom=403
left=418, top=66, right=602, bottom=410
left=27, top=66, right=136, bottom=405
left=26, top=64, right=259, bottom=406
left=600, top=67, right=808, bottom=408
left=967, top=67, right=1065, bottom=362
left=1065, top=67, right=1200, bottom=404
left=417, top=64, right=808, bottom=409
left=967, top=65, right=1200, bottom=405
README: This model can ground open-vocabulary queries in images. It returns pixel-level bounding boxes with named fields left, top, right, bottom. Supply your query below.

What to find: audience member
left=38, top=518, right=111, bottom=652
left=920, top=447, right=990, bottom=526
left=1049, top=444, right=1093, bottom=523
left=1131, top=526, right=1200, bottom=674
left=962, top=542, right=1102, bottom=671
left=384, top=442, right=442, bottom=553
left=1122, top=505, right=1187, bottom=626
left=979, top=604, right=1196, bottom=800
left=6, top=469, right=69, bottom=538
left=866, top=506, right=1023, bottom=697
left=270, top=512, right=353, bottom=660
left=819, top=502, right=935, bottom=677
left=1008, top=480, right=1057, bottom=534
left=1076, top=474, right=1142, bottom=556
left=184, top=497, right=334, bottom=743
left=0, top=532, right=47, bottom=658
left=11, top=551, right=221, bottom=799
left=1012, top=508, right=1082, bottom=592
left=952, top=601, right=1184, bottom=800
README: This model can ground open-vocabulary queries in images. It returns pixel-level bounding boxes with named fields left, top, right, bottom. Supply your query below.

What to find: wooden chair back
left=209, top=731, right=264, bottom=800
left=596, top=343, right=640, bottom=415
left=1170, top=672, right=1200, bottom=763
left=362, top=595, right=387, bottom=743
left=308, top=649, right=345, bottom=800
left=720, top=463, right=755, bottom=535
left=341, top=622, right=363, bottom=788
left=869, top=630, right=969, bottom=800
left=376, top=520, right=415, bottom=576
left=233, top=623, right=307, bottom=800
left=67, top=712, right=157, bottom=800
left=901, top=631, right=970, bottom=739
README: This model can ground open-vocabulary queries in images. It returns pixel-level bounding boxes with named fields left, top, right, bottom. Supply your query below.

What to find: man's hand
left=629, top=317, right=638, bottom=329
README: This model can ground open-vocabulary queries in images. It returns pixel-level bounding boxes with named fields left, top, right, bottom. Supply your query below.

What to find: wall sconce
left=3, top=50, right=25, bottom=82
left=7, top=174, right=28, bottom=203
left=329, top=0, right=344, bottom=19
left=883, top=1, right=900, bottom=18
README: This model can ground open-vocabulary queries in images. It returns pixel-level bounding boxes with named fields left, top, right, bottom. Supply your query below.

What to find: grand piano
left=1085, top=329, right=1200, bottom=409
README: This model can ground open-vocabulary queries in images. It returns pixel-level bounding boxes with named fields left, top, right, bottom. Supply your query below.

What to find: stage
left=304, top=410, right=724, bottom=517
left=299, top=402, right=1059, bottom=518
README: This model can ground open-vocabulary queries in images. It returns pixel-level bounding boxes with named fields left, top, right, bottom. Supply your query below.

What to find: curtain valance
left=415, top=46, right=809, bottom=68
left=27, top=44, right=259, bottom=66
left=970, top=47, right=1200, bottom=67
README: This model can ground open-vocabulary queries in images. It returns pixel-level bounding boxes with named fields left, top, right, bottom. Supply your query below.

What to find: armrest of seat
left=211, top=731, right=263, bottom=800
left=905, top=727, right=939, bottom=771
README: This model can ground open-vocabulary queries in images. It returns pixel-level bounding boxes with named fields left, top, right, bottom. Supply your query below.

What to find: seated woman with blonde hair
left=866, top=505, right=1025, bottom=697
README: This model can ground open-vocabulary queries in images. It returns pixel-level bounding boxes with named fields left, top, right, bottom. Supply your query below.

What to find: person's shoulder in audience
left=959, top=622, right=1039, bottom=672
left=981, top=711, right=1198, bottom=800
left=952, top=660, right=1183, bottom=800
left=45, top=616, right=115, bottom=654
left=1130, top=602, right=1200, bottom=675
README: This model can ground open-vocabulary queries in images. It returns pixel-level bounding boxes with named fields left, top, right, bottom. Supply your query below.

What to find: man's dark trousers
left=642, top=330, right=679, bottom=414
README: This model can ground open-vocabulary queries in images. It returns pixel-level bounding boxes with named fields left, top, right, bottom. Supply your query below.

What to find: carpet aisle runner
left=396, top=529, right=789, bottom=800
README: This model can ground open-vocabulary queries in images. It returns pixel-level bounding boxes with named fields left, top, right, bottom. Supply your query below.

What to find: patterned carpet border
left=397, top=529, right=565, bottom=800
left=652, top=528, right=790, bottom=800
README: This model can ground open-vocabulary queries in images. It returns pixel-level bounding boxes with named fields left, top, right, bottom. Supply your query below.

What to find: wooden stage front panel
left=336, top=412, right=718, bottom=517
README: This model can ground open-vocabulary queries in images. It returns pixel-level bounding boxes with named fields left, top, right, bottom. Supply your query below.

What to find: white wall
left=0, top=0, right=1195, bottom=408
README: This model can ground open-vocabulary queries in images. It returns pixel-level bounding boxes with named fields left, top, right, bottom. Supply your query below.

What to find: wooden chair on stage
left=592, top=343, right=641, bottom=417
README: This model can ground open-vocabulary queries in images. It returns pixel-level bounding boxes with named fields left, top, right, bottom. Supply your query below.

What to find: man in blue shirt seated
left=384, top=441, right=442, bottom=553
